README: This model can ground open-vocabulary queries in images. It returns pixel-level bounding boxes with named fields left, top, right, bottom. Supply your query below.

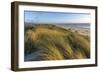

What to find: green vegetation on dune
left=24, top=24, right=90, bottom=61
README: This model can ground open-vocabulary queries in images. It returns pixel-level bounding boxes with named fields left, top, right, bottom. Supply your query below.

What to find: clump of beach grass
left=24, top=24, right=90, bottom=61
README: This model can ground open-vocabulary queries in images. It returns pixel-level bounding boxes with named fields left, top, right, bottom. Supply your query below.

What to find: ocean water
left=55, top=23, right=90, bottom=29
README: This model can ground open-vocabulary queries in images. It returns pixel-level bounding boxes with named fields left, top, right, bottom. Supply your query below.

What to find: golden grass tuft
left=24, top=24, right=90, bottom=61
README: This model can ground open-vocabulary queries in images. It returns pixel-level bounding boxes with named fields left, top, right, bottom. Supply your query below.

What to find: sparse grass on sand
left=24, top=24, right=90, bottom=61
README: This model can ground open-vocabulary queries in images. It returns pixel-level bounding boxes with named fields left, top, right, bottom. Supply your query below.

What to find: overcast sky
left=24, top=11, right=91, bottom=24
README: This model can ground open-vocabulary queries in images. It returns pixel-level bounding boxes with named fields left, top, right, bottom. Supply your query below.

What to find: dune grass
left=24, top=24, right=90, bottom=61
